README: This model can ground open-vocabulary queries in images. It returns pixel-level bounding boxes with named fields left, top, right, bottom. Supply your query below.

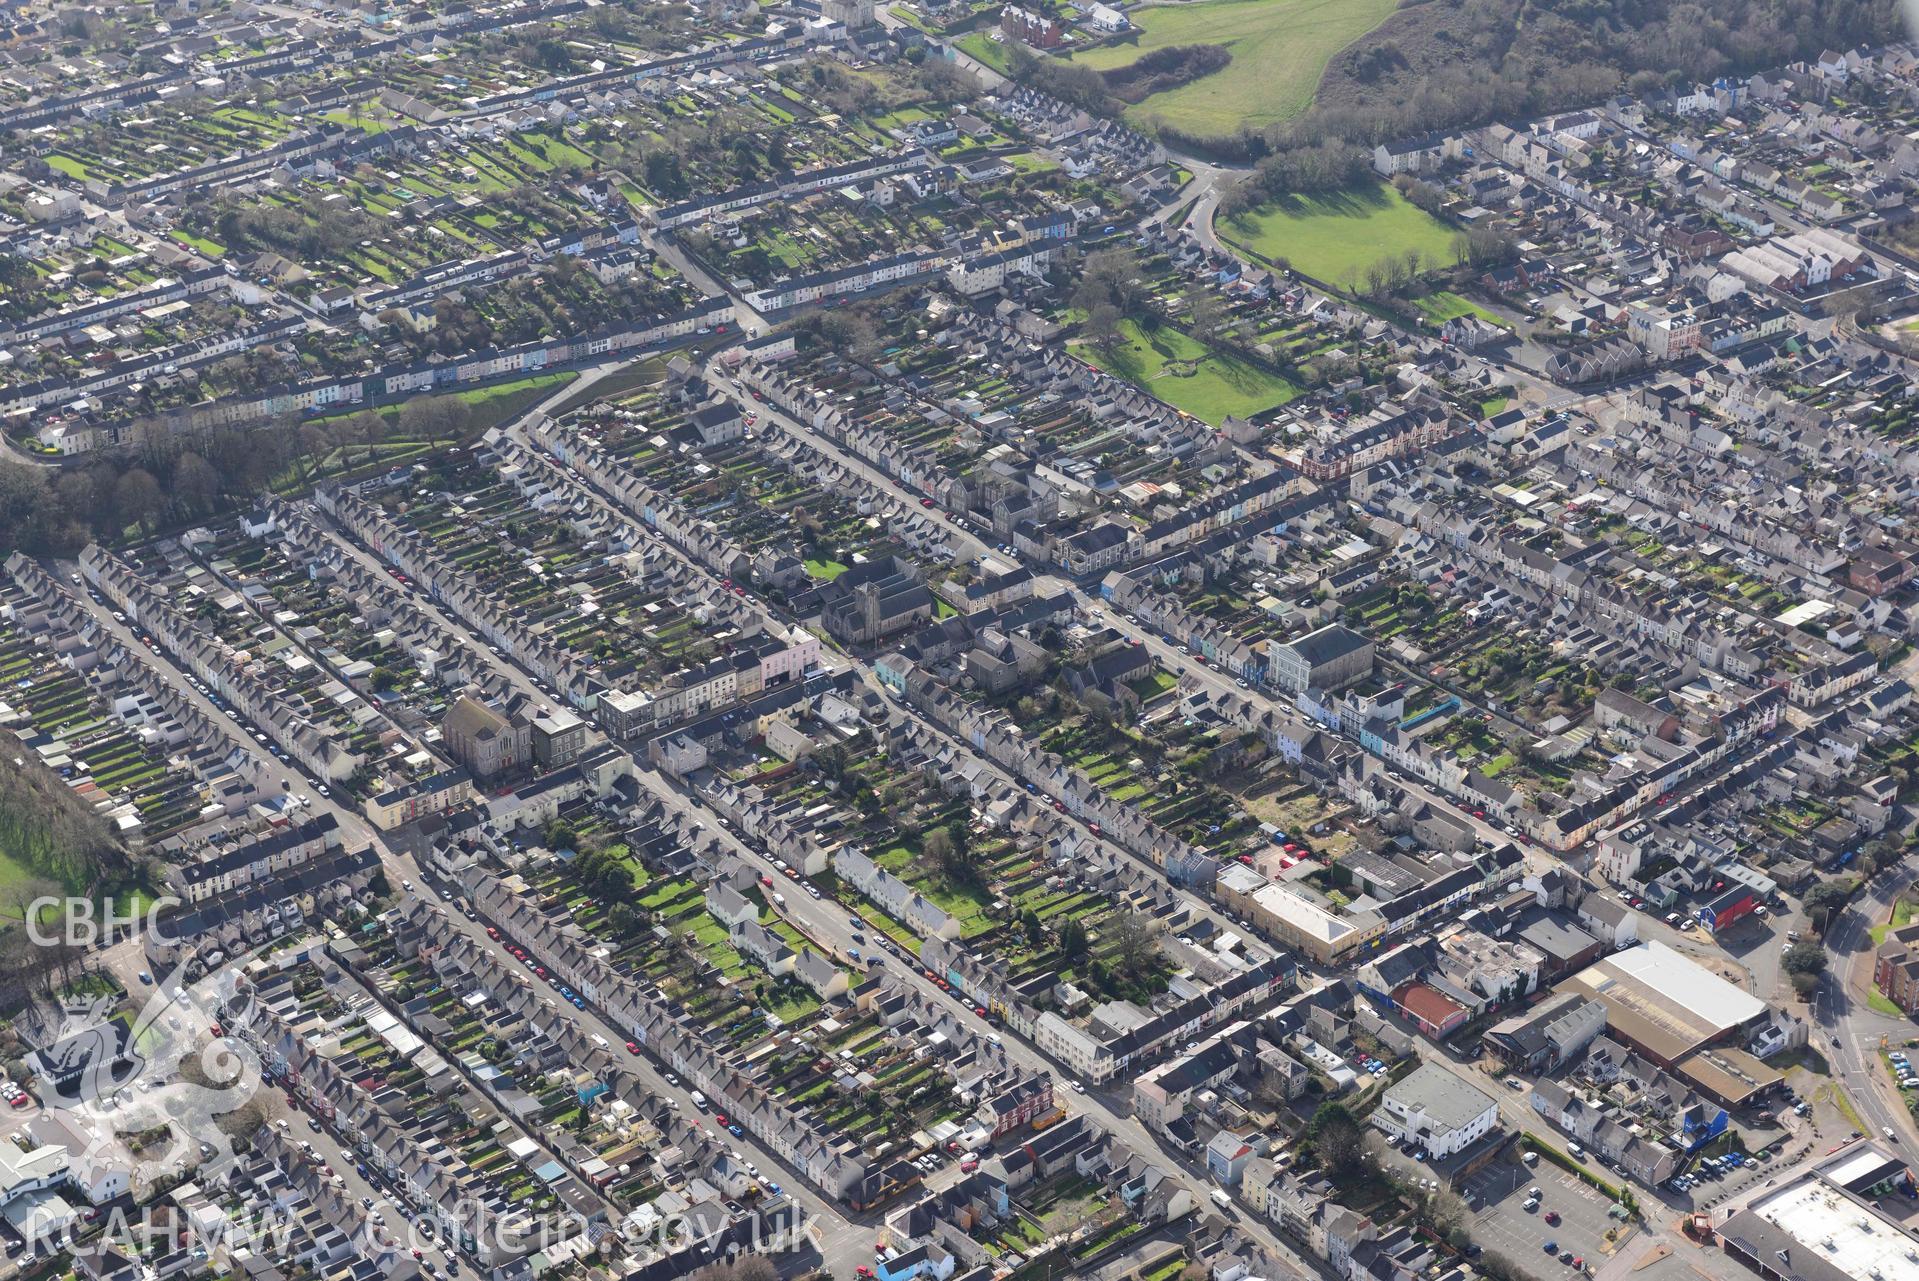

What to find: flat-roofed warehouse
left=1717, top=1144, right=1919, bottom=1281
left=1562, top=941, right=1768, bottom=1066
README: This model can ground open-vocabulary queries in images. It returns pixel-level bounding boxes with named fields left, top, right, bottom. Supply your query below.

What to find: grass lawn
left=804, top=558, right=850, bottom=580
left=0, top=846, right=61, bottom=902
left=171, top=231, right=227, bottom=259
left=1006, top=151, right=1061, bottom=174
left=1129, top=670, right=1179, bottom=701
left=956, top=30, right=1016, bottom=74
left=1077, top=318, right=1298, bottom=424
left=1410, top=289, right=1508, bottom=328
left=1222, top=185, right=1460, bottom=290
left=1871, top=897, right=1918, bottom=945
left=1070, top=0, right=1397, bottom=136
left=454, top=370, right=575, bottom=408
left=309, top=372, right=575, bottom=445
left=549, top=358, right=664, bottom=416
left=45, top=152, right=92, bottom=180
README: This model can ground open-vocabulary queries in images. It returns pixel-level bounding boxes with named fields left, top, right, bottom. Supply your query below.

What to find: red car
left=759, top=875, right=774, bottom=887
left=1544, top=1211, right=1560, bottom=1225
left=960, top=1158, right=979, bottom=1173
left=919, top=497, right=933, bottom=507
left=486, top=927, right=499, bottom=939
left=625, top=1041, right=640, bottom=1055
left=714, top=1113, right=729, bottom=1125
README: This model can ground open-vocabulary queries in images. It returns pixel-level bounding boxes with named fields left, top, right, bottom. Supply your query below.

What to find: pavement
left=1814, top=861, right=1919, bottom=1150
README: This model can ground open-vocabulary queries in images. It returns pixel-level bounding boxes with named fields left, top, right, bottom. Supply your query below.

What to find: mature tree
left=0, top=876, right=65, bottom=934
left=1804, top=877, right=1858, bottom=931
left=1186, top=290, right=1226, bottom=345
left=113, top=468, right=163, bottom=536
left=1078, top=247, right=1150, bottom=318
left=1085, top=302, right=1123, bottom=351
left=1859, top=840, right=1902, bottom=878
left=1306, top=1101, right=1369, bottom=1179
left=399, top=394, right=467, bottom=445
left=1108, top=910, right=1162, bottom=981
left=174, top=451, right=222, bottom=513
left=929, top=819, right=978, bottom=885
left=819, top=309, right=881, bottom=364
left=334, top=410, right=380, bottom=468
left=298, top=423, right=335, bottom=480
left=1782, top=940, right=1828, bottom=976
left=922, top=826, right=955, bottom=866
left=915, top=56, right=979, bottom=102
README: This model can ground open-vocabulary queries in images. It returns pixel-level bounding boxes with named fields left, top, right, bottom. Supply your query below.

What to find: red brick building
left=979, top=1073, right=1057, bottom=1137
left=1875, top=923, right=1919, bottom=1014
left=1850, top=545, right=1915, bottom=597
left=1000, top=5, right=1064, bottom=48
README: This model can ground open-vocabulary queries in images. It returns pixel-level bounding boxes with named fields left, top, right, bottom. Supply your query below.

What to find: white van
left=1211, top=1189, right=1233, bottom=1210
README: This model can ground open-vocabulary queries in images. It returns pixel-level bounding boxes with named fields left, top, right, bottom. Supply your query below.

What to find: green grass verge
left=1520, top=1134, right=1627, bottom=1204
left=1825, top=1081, right=1868, bottom=1132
